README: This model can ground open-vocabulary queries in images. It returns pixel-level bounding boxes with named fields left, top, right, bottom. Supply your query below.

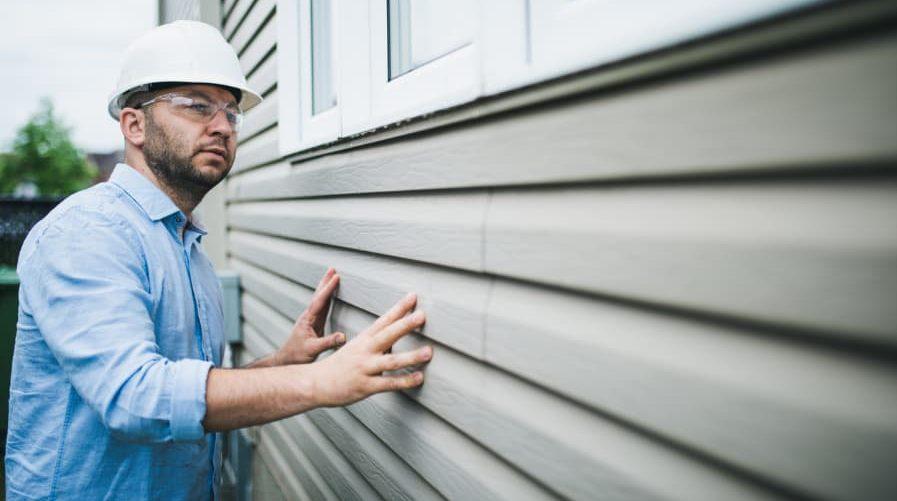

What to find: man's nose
left=207, top=109, right=235, bottom=137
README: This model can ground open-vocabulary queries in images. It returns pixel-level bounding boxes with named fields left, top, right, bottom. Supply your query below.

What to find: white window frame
left=483, top=0, right=824, bottom=95
left=276, top=0, right=303, bottom=155
left=299, top=0, right=341, bottom=149
left=277, top=0, right=344, bottom=154
left=336, top=1, right=372, bottom=137
left=278, top=0, right=825, bottom=153
left=367, top=0, right=481, bottom=129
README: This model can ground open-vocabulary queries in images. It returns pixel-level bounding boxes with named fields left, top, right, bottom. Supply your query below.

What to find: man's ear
left=120, top=108, right=147, bottom=148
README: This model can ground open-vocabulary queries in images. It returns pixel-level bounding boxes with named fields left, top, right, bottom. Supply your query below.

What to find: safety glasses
left=138, top=92, right=243, bottom=132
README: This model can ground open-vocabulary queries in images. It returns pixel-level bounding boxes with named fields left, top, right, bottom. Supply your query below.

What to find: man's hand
left=310, top=292, right=432, bottom=407
left=275, top=267, right=345, bottom=365
left=203, top=292, right=433, bottom=431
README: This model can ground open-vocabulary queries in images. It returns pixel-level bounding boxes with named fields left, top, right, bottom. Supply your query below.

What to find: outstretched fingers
left=371, top=346, right=432, bottom=373
left=367, top=293, right=418, bottom=334
left=372, top=310, right=426, bottom=352
left=311, top=271, right=339, bottom=304
left=304, top=270, right=340, bottom=330
left=315, top=267, right=336, bottom=289
left=372, top=371, right=425, bottom=393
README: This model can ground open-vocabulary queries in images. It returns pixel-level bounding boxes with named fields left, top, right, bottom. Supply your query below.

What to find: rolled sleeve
left=170, top=358, right=214, bottom=441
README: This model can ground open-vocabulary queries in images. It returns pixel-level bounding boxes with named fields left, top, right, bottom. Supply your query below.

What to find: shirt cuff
left=170, top=358, right=214, bottom=441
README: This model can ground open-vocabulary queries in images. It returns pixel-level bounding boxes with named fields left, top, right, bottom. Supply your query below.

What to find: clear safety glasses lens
left=141, top=94, right=244, bottom=132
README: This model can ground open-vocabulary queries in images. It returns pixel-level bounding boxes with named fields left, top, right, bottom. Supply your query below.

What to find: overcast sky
left=1, top=0, right=157, bottom=153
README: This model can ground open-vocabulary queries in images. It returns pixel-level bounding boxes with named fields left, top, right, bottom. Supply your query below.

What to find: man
left=5, top=21, right=432, bottom=499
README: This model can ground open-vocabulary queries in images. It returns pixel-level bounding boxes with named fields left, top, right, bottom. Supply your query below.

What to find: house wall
left=159, top=0, right=200, bottom=23
left=218, top=1, right=897, bottom=500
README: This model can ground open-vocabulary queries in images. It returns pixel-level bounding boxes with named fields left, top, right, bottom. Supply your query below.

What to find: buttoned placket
left=172, top=212, right=218, bottom=498
left=172, top=214, right=211, bottom=362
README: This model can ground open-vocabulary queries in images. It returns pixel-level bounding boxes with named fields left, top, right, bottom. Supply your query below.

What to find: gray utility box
left=217, top=270, right=242, bottom=344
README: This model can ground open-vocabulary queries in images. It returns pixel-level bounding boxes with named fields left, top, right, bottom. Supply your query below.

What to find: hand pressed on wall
left=275, top=267, right=346, bottom=365
left=310, top=292, right=432, bottom=407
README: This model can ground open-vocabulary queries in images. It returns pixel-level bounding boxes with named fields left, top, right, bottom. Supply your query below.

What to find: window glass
left=311, top=0, right=336, bottom=114
left=387, top=0, right=475, bottom=79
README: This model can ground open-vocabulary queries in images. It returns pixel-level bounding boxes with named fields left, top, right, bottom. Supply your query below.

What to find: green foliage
left=0, top=98, right=97, bottom=196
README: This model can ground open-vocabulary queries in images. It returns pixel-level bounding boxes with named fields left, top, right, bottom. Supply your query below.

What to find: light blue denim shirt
left=6, top=163, right=225, bottom=500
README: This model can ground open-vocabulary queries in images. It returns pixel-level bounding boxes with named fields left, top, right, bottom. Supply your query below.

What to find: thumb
left=317, top=332, right=346, bottom=351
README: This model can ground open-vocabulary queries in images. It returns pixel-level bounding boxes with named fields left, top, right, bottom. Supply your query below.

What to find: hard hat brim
left=107, top=79, right=262, bottom=120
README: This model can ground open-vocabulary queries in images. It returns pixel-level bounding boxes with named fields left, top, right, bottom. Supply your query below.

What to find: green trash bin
left=1, top=267, right=18, bottom=435
left=0, top=267, right=16, bottom=491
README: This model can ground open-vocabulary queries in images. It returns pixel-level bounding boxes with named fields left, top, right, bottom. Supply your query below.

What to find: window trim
left=367, top=0, right=481, bottom=130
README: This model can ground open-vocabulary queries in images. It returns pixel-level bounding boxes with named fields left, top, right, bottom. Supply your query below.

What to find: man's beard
left=143, top=113, right=231, bottom=197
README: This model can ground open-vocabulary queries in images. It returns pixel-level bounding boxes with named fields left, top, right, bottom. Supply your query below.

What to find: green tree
left=0, top=98, right=97, bottom=196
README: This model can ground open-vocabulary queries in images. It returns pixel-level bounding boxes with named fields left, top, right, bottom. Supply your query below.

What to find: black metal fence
left=0, top=197, right=64, bottom=268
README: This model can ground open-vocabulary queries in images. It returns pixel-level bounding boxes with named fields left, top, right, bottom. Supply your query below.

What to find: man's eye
left=189, top=103, right=211, bottom=114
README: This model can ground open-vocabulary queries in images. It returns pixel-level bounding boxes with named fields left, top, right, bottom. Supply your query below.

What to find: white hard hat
left=107, top=20, right=262, bottom=120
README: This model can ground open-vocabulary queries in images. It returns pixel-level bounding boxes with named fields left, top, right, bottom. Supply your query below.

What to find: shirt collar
left=110, top=163, right=210, bottom=240
left=190, top=211, right=208, bottom=236
left=110, top=163, right=182, bottom=222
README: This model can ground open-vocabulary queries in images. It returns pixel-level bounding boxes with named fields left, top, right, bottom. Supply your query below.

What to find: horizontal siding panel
left=340, top=384, right=557, bottom=500
left=260, top=421, right=338, bottom=501
left=228, top=193, right=488, bottom=271
left=484, top=180, right=897, bottom=344
left=248, top=50, right=277, bottom=96
left=308, top=408, right=444, bottom=501
left=239, top=322, right=271, bottom=366
left=227, top=33, right=897, bottom=199
left=227, top=161, right=289, bottom=191
left=223, top=0, right=238, bottom=20
left=331, top=300, right=780, bottom=501
left=232, top=126, right=278, bottom=173
left=239, top=15, right=276, bottom=77
left=282, top=414, right=383, bottom=501
left=231, top=257, right=311, bottom=323
left=240, top=91, right=278, bottom=142
left=241, top=293, right=293, bottom=349
left=229, top=232, right=488, bottom=357
left=227, top=160, right=289, bottom=196
left=239, top=277, right=552, bottom=499
left=234, top=342, right=256, bottom=367
left=223, top=0, right=254, bottom=39
left=230, top=0, right=274, bottom=55
left=241, top=328, right=366, bottom=500
left=254, top=427, right=311, bottom=501
left=486, top=280, right=897, bottom=501
left=234, top=240, right=897, bottom=500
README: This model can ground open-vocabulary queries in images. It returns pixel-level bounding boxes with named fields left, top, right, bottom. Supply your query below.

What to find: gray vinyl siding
left=159, top=0, right=200, bottom=23
left=220, top=1, right=897, bottom=500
